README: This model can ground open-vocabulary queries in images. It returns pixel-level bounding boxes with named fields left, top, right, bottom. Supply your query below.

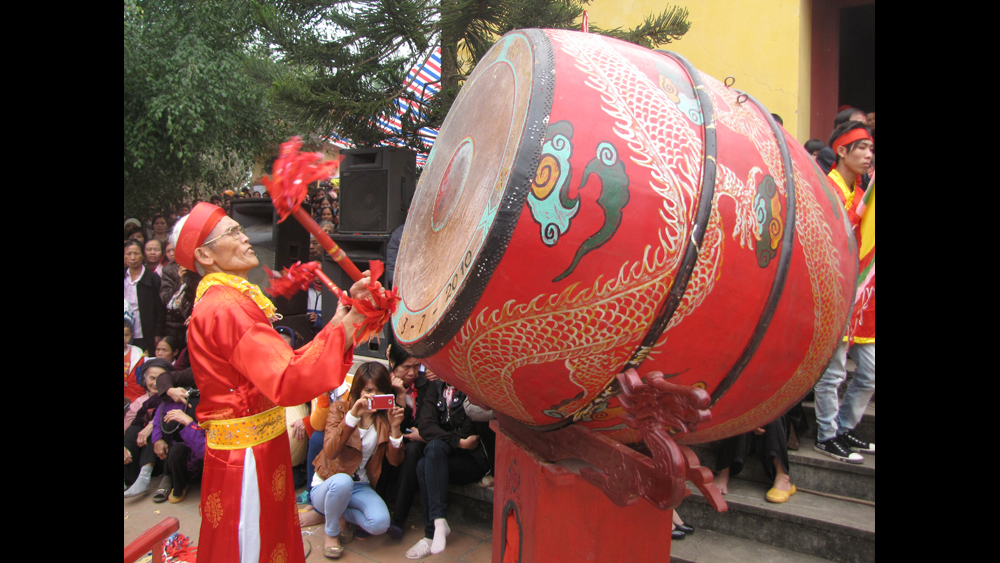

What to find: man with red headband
left=170, top=202, right=375, bottom=563
left=813, top=122, right=876, bottom=465
left=825, top=121, right=873, bottom=210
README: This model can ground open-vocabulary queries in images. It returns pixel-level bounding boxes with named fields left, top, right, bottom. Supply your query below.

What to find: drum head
left=393, top=30, right=554, bottom=357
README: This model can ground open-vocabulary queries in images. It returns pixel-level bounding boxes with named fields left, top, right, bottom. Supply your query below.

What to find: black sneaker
left=814, top=437, right=865, bottom=464
left=838, top=431, right=875, bottom=454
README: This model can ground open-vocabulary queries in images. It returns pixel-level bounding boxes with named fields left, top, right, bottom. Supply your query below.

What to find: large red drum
left=392, top=29, right=856, bottom=445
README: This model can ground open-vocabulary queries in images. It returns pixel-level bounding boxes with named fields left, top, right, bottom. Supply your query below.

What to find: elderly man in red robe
left=171, top=203, right=376, bottom=563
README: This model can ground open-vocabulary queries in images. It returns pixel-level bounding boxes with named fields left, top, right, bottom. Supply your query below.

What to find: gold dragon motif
left=681, top=79, right=850, bottom=443
left=449, top=31, right=706, bottom=424
left=665, top=162, right=766, bottom=334
left=448, top=33, right=847, bottom=437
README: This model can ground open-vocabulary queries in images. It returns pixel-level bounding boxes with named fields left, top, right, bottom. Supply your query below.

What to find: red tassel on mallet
left=266, top=261, right=399, bottom=345
left=264, top=262, right=325, bottom=300
left=262, top=137, right=363, bottom=282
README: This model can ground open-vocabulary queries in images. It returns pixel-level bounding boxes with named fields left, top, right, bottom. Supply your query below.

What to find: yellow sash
left=203, top=407, right=286, bottom=450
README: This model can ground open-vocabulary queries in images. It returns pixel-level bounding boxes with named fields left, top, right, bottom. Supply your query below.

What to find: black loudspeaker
left=229, top=199, right=312, bottom=317
left=339, top=148, right=416, bottom=234
left=320, top=234, right=391, bottom=359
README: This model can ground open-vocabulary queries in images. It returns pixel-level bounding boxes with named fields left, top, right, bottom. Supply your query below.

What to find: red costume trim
left=175, top=203, right=227, bottom=271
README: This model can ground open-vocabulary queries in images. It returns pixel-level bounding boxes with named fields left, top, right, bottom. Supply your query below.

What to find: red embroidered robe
left=189, top=284, right=352, bottom=563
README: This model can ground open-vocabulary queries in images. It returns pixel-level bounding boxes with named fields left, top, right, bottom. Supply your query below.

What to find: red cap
left=175, top=203, right=227, bottom=271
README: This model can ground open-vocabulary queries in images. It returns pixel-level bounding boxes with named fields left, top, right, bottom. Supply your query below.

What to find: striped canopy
left=330, top=47, right=441, bottom=167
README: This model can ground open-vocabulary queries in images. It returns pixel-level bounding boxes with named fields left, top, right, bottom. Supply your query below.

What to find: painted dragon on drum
left=449, top=30, right=707, bottom=426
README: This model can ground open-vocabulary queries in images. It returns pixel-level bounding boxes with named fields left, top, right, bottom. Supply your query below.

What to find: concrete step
left=671, top=529, right=836, bottom=563
left=681, top=478, right=875, bottom=563
left=801, top=401, right=876, bottom=446
left=690, top=436, right=875, bottom=503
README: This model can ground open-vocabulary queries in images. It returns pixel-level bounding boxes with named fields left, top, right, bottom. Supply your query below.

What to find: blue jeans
left=306, top=431, right=325, bottom=488
left=311, top=474, right=390, bottom=538
left=814, top=342, right=875, bottom=443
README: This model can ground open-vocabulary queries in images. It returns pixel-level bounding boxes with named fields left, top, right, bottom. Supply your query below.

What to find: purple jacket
left=151, top=401, right=206, bottom=473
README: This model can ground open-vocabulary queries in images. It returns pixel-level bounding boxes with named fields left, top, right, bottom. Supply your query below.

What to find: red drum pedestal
left=492, top=424, right=672, bottom=563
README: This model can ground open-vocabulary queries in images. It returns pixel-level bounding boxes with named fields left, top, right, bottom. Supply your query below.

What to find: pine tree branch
left=246, top=0, right=693, bottom=155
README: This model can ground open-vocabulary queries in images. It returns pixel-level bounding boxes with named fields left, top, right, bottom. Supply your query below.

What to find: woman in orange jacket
left=299, top=363, right=405, bottom=559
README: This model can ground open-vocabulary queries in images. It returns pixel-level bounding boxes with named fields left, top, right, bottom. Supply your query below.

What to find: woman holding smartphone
left=300, top=362, right=405, bottom=559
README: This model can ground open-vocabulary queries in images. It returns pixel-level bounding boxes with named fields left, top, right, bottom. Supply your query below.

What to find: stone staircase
left=672, top=400, right=875, bottom=563
left=442, top=377, right=875, bottom=563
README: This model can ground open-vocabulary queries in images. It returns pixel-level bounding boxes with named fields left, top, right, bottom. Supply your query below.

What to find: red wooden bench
left=124, top=517, right=180, bottom=563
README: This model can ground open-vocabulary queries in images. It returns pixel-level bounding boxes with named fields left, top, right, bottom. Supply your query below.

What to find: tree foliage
left=124, top=0, right=281, bottom=218
left=250, top=0, right=691, bottom=153
left=123, top=0, right=691, bottom=217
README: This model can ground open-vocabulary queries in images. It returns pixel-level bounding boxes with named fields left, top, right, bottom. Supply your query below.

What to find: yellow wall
left=586, top=0, right=812, bottom=142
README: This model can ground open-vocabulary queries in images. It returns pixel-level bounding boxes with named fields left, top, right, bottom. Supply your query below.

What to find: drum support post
left=491, top=369, right=727, bottom=563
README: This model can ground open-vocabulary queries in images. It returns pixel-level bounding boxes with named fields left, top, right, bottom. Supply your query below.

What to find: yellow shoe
left=168, top=485, right=189, bottom=504
left=766, top=484, right=797, bottom=504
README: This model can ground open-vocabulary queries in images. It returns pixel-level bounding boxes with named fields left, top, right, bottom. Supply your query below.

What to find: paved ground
left=124, top=483, right=493, bottom=563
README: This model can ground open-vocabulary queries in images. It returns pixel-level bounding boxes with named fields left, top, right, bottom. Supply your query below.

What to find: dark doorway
left=811, top=0, right=876, bottom=141
left=839, top=5, right=876, bottom=112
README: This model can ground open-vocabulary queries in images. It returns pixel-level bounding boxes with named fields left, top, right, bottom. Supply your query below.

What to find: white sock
left=124, top=465, right=153, bottom=498
left=431, top=518, right=450, bottom=554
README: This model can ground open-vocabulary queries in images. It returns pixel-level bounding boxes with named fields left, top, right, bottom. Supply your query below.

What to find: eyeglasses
left=202, top=225, right=245, bottom=246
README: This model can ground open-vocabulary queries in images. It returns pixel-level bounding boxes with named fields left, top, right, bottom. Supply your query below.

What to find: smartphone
left=369, top=394, right=395, bottom=410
